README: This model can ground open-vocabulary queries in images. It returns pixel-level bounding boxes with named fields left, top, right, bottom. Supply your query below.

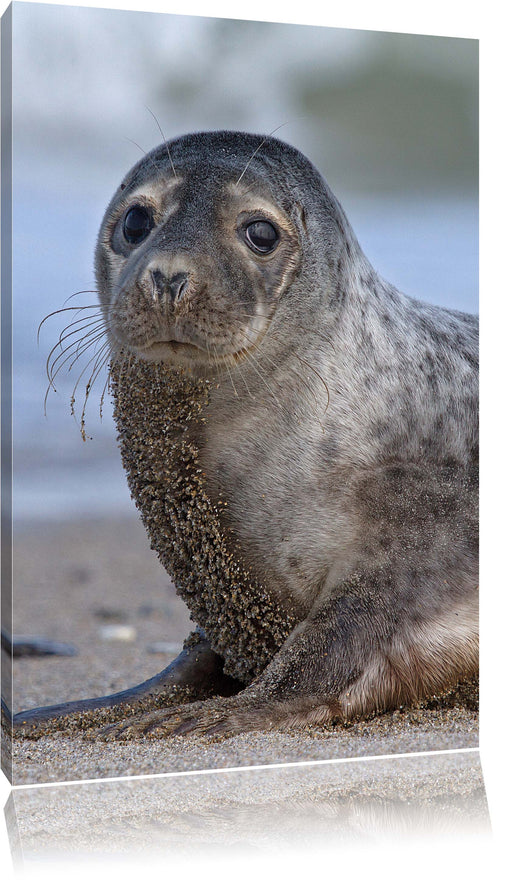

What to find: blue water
left=11, top=183, right=478, bottom=521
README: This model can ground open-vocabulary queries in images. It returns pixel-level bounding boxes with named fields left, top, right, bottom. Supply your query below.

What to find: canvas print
left=1, top=2, right=478, bottom=786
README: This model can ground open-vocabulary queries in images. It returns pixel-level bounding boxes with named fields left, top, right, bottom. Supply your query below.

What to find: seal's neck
left=109, top=355, right=296, bottom=683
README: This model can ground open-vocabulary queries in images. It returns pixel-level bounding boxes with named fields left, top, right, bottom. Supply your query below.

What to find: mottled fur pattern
left=15, top=131, right=478, bottom=739
left=93, top=131, right=478, bottom=738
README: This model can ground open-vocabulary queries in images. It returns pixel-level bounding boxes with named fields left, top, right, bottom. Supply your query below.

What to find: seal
left=13, top=131, right=478, bottom=739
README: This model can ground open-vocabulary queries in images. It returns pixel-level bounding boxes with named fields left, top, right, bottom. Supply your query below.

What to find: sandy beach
left=6, top=514, right=478, bottom=787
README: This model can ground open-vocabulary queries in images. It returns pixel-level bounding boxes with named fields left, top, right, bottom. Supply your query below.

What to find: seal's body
left=14, top=131, right=478, bottom=738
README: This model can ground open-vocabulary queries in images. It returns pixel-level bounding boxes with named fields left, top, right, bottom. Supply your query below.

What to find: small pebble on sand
left=98, top=625, right=137, bottom=642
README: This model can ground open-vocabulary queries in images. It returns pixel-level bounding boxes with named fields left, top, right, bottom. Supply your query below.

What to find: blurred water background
left=9, top=3, right=478, bottom=522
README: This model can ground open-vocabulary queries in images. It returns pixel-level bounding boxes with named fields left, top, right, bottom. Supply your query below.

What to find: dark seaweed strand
left=109, top=357, right=295, bottom=683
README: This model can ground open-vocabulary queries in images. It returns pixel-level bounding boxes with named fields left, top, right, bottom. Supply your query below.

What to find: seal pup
left=13, top=131, right=478, bottom=739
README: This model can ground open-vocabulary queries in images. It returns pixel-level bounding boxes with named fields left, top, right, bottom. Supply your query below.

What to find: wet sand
left=6, top=515, right=478, bottom=786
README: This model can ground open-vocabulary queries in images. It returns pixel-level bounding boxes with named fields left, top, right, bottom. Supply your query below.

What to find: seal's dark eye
left=122, top=205, right=153, bottom=245
left=245, top=220, right=279, bottom=254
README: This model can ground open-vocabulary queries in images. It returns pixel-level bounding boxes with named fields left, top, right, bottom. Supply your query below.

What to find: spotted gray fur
left=13, top=131, right=478, bottom=739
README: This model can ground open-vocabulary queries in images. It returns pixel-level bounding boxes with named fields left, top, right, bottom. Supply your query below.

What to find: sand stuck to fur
left=110, top=357, right=295, bottom=684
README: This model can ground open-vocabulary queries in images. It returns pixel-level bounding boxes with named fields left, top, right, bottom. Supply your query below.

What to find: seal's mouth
left=133, top=316, right=273, bottom=367
left=137, top=338, right=202, bottom=363
left=136, top=338, right=260, bottom=366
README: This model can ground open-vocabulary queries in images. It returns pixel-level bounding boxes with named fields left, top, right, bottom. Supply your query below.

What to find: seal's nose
left=150, top=270, right=189, bottom=306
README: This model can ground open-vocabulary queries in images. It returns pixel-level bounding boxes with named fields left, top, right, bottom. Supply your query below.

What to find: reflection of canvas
left=6, top=752, right=490, bottom=864
left=2, top=2, right=478, bottom=788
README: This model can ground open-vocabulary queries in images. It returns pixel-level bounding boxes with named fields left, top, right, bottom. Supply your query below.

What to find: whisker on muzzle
left=40, top=299, right=114, bottom=436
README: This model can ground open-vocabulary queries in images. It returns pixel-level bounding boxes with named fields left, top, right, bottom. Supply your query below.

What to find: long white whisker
left=58, top=315, right=105, bottom=348
left=145, top=106, right=177, bottom=178
left=44, top=330, right=109, bottom=416
left=38, top=304, right=100, bottom=344
left=48, top=325, right=107, bottom=386
left=62, top=289, right=99, bottom=307
left=236, top=123, right=291, bottom=186
left=125, top=137, right=162, bottom=177
left=47, top=323, right=105, bottom=387
left=78, top=345, right=112, bottom=441
left=65, top=330, right=109, bottom=375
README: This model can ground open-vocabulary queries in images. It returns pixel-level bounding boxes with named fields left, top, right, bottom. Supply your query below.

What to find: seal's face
left=96, top=135, right=303, bottom=372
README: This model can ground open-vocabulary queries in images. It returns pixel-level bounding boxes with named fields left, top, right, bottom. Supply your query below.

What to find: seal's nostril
left=150, top=269, right=166, bottom=302
left=169, top=272, right=189, bottom=304
left=150, top=270, right=189, bottom=305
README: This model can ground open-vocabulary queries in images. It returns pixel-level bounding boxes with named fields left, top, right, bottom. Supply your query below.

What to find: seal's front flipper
left=10, top=631, right=243, bottom=738
left=98, top=692, right=338, bottom=742
left=98, top=569, right=478, bottom=741
left=98, top=590, right=372, bottom=740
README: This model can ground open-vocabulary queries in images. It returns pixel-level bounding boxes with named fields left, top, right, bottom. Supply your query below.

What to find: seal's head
left=95, top=131, right=356, bottom=373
